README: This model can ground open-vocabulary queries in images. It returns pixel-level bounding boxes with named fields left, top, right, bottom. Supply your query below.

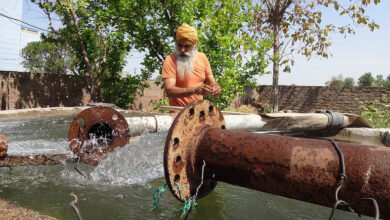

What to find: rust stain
left=163, top=100, right=390, bottom=219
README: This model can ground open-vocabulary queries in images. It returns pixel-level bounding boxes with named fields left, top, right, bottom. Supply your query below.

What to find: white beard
left=175, top=48, right=196, bottom=80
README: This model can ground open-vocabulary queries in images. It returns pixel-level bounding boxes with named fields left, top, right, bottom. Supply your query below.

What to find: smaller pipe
left=224, top=114, right=267, bottom=131
left=322, top=127, right=390, bottom=147
left=125, top=114, right=267, bottom=136
left=125, top=115, right=176, bottom=136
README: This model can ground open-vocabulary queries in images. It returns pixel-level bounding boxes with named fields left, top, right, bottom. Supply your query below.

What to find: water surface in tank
left=0, top=117, right=373, bottom=219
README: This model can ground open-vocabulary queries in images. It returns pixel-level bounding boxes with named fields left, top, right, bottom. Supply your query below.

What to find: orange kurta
left=162, top=52, right=212, bottom=107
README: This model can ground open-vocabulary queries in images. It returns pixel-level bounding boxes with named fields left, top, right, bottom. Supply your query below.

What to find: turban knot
left=176, top=23, right=198, bottom=44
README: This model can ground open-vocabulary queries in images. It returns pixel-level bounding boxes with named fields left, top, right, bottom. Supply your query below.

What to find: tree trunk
left=68, top=7, right=96, bottom=101
left=271, top=23, right=280, bottom=113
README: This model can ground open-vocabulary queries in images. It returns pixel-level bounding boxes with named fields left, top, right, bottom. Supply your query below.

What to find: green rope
left=151, top=181, right=167, bottom=210
left=150, top=180, right=198, bottom=217
left=151, top=161, right=206, bottom=218
left=174, top=182, right=198, bottom=217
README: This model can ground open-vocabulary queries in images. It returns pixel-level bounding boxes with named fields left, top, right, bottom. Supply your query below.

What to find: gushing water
left=0, top=117, right=71, bottom=154
left=60, top=132, right=167, bottom=185
left=90, top=132, right=167, bottom=185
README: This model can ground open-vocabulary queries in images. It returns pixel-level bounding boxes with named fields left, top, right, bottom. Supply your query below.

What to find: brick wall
left=0, top=71, right=163, bottom=111
left=0, top=71, right=91, bottom=110
left=236, top=85, right=390, bottom=114
left=132, top=81, right=164, bottom=112
left=1, top=71, right=388, bottom=113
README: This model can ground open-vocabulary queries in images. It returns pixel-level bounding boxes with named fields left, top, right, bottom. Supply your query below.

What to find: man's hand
left=194, top=84, right=221, bottom=96
left=211, top=84, right=221, bottom=97
left=193, top=86, right=204, bottom=95
left=201, top=84, right=213, bottom=96
left=194, top=84, right=213, bottom=96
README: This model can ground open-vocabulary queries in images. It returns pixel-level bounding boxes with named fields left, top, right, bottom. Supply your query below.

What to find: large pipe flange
left=68, top=107, right=129, bottom=165
left=163, top=100, right=226, bottom=202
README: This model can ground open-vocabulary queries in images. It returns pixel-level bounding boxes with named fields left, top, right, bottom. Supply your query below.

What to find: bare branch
left=65, top=0, right=96, bottom=97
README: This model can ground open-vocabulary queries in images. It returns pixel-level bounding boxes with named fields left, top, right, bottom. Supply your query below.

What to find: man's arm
left=205, top=74, right=221, bottom=97
left=164, top=78, right=206, bottom=98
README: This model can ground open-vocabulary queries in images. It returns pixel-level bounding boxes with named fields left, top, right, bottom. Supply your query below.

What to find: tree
left=358, top=72, right=375, bottom=87
left=197, top=1, right=271, bottom=109
left=384, top=75, right=390, bottom=88
left=252, top=0, right=380, bottom=112
left=325, top=74, right=343, bottom=88
left=22, top=36, right=77, bottom=75
left=325, top=74, right=355, bottom=88
left=102, top=0, right=271, bottom=109
left=343, top=77, right=355, bottom=88
left=32, top=0, right=149, bottom=108
left=374, top=74, right=385, bottom=87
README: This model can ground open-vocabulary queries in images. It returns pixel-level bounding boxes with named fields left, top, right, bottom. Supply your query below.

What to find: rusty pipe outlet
left=68, top=107, right=129, bottom=165
left=163, top=100, right=390, bottom=219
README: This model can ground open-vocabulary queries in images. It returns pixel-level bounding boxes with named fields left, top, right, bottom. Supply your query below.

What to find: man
left=162, top=23, right=221, bottom=107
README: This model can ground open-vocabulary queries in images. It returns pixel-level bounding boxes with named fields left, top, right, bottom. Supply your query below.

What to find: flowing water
left=0, top=117, right=374, bottom=219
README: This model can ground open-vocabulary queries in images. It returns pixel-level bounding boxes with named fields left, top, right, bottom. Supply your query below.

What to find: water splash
left=0, top=116, right=167, bottom=186
left=0, top=117, right=71, bottom=155
left=88, top=132, right=167, bottom=185
left=7, top=139, right=69, bottom=154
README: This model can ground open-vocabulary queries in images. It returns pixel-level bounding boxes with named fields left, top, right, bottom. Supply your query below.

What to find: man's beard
left=175, top=48, right=196, bottom=80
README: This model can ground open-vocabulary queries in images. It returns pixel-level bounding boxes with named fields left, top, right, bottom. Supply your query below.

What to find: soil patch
left=0, top=199, right=57, bottom=220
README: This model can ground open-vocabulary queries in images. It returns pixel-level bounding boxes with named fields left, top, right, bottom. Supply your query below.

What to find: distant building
left=0, top=0, right=40, bottom=72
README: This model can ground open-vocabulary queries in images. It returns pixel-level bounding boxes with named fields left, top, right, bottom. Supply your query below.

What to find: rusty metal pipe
left=164, top=100, right=390, bottom=219
left=68, top=107, right=129, bottom=165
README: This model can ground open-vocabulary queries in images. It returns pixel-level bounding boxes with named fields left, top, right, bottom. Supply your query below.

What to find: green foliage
left=325, top=74, right=344, bottom=88
left=253, top=0, right=380, bottom=63
left=22, top=36, right=77, bottom=74
left=197, top=0, right=271, bottom=109
left=344, top=77, right=355, bottom=88
left=358, top=94, right=390, bottom=128
left=151, top=95, right=170, bottom=113
left=31, top=0, right=149, bottom=108
left=385, top=75, right=390, bottom=88
left=325, top=74, right=355, bottom=88
left=358, top=72, right=375, bottom=87
left=104, top=0, right=271, bottom=110
left=374, top=74, right=385, bottom=87
left=251, top=0, right=381, bottom=112
left=33, top=0, right=271, bottom=109
left=356, top=72, right=390, bottom=87
left=100, top=74, right=148, bottom=109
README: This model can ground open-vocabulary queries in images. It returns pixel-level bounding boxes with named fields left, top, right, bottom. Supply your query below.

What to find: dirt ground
left=0, top=199, right=57, bottom=220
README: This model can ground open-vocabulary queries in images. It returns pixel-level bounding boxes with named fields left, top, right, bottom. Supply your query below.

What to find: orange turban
left=176, top=23, right=198, bottom=44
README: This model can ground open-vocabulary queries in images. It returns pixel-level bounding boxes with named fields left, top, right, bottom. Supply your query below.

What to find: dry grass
left=0, top=199, right=57, bottom=220
left=229, top=104, right=260, bottom=114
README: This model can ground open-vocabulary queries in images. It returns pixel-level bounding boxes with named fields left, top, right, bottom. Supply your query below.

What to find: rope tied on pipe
left=150, top=160, right=207, bottom=219
left=151, top=181, right=167, bottom=210
left=328, top=139, right=380, bottom=220
left=174, top=160, right=206, bottom=219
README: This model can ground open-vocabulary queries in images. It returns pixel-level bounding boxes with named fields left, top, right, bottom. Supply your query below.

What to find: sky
left=20, top=0, right=390, bottom=86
